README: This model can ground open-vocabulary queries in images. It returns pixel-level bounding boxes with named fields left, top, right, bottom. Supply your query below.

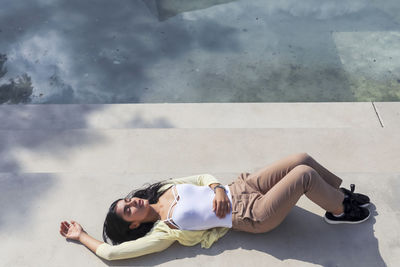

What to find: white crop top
left=163, top=184, right=232, bottom=230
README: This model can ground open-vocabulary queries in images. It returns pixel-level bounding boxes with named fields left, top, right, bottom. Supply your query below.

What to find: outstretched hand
left=59, top=221, right=84, bottom=241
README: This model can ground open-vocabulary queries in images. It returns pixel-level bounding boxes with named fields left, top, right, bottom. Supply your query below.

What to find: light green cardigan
left=96, top=174, right=230, bottom=260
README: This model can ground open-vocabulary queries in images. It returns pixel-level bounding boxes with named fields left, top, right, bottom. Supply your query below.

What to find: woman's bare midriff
left=157, top=186, right=180, bottom=229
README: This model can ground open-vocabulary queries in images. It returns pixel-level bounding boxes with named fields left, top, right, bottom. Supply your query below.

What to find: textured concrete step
left=0, top=102, right=386, bottom=130
left=0, top=128, right=399, bottom=173
left=375, top=102, right=400, bottom=128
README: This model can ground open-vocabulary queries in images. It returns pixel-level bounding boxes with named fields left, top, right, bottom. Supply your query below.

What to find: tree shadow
left=107, top=204, right=385, bottom=266
left=128, top=113, right=175, bottom=128
left=0, top=105, right=108, bottom=172
left=0, top=173, right=56, bottom=231
left=0, top=104, right=178, bottom=172
left=0, top=105, right=176, bottom=238
left=0, top=104, right=110, bottom=235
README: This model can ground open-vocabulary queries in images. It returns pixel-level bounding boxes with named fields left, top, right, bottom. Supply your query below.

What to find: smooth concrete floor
left=0, top=102, right=399, bottom=267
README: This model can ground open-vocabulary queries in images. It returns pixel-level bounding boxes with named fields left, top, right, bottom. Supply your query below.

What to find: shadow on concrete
left=0, top=173, right=55, bottom=231
left=0, top=104, right=177, bottom=171
left=0, top=105, right=107, bottom=172
left=127, top=113, right=175, bottom=128
left=0, top=105, right=176, bottom=238
left=143, top=0, right=238, bottom=21
left=0, top=105, right=109, bottom=234
left=107, top=205, right=385, bottom=267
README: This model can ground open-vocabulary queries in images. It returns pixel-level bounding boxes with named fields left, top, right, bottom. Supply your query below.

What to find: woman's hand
left=59, top=220, right=84, bottom=241
left=60, top=220, right=103, bottom=255
left=212, top=187, right=231, bottom=218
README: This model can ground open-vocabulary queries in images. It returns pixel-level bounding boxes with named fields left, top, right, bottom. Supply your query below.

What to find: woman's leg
left=244, top=153, right=342, bottom=194
left=234, top=165, right=345, bottom=233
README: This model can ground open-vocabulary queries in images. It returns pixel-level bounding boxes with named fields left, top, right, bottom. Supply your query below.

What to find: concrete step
left=0, top=171, right=398, bottom=267
left=0, top=127, right=399, bottom=173
left=1, top=102, right=395, bottom=130
left=374, top=102, right=400, bottom=128
left=1, top=102, right=399, bottom=267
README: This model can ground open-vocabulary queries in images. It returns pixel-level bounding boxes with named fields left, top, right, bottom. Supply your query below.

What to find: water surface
left=0, top=0, right=399, bottom=104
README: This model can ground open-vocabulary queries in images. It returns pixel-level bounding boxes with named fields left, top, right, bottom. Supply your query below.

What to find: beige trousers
left=228, top=153, right=345, bottom=233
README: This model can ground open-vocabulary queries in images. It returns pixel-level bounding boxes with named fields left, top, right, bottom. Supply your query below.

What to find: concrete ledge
left=0, top=103, right=381, bottom=130
left=374, top=102, right=400, bottom=128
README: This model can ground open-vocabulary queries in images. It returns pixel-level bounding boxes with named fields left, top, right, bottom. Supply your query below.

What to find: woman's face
left=115, top=197, right=150, bottom=227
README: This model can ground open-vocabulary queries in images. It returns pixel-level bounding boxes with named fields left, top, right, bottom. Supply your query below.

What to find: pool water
left=0, top=0, right=399, bottom=104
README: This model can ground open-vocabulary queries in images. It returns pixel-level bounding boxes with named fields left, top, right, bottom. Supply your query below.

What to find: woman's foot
left=340, top=184, right=370, bottom=207
left=324, top=197, right=370, bottom=224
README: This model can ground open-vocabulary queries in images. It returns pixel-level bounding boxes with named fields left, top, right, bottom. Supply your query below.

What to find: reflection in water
left=0, top=0, right=399, bottom=104
left=0, top=54, right=6, bottom=78
left=0, top=54, right=33, bottom=104
left=144, top=0, right=237, bottom=21
left=262, top=0, right=366, bottom=20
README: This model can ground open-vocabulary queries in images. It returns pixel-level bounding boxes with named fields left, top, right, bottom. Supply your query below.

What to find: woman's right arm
left=59, top=221, right=102, bottom=254
left=60, top=220, right=175, bottom=261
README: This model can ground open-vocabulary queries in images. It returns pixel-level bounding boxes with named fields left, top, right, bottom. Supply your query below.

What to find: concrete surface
left=0, top=103, right=381, bottom=130
left=374, top=102, right=400, bottom=128
left=0, top=102, right=399, bottom=267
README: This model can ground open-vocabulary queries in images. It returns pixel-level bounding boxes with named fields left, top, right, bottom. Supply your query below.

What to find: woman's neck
left=146, top=186, right=175, bottom=223
left=146, top=203, right=161, bottom=222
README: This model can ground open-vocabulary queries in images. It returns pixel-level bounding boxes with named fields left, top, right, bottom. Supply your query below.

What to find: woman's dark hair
left=102, top=181, right=166, bottom=245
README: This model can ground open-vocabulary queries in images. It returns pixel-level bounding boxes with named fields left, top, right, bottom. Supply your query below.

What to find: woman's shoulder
left=163, top=174, right=218, bottom=185
left=158, top=182, right=174, bottom=193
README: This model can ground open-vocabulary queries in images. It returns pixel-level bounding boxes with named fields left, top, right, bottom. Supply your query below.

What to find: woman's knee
left=291, top=164, right=315, bottom=174
left=291, top=152, right=313, bottom=166
left=290, top=165, right=318, bottom=184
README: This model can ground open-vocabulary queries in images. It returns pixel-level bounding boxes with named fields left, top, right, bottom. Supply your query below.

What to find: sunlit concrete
left=0, top=102, right=399, bottom=266
left=374, top=102, right=400, bottom=128
left=0, top=102, right=380, bottom=130
left=1, top=172, right=397, bottom=267
left=2, top=128, right=400, bottom=174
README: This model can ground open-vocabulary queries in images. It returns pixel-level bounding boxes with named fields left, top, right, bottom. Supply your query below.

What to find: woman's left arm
left=167, top=174, right=231, bottom=218
left=209, top=183, right=231, bottom=218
